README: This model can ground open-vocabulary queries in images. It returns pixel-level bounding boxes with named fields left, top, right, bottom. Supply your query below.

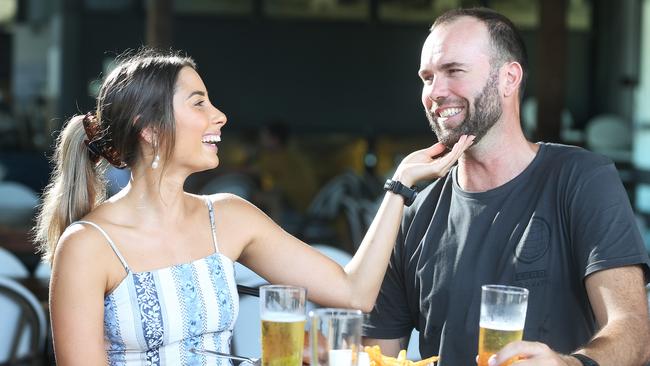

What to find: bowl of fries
left=363, top=345, right=439, bottom=366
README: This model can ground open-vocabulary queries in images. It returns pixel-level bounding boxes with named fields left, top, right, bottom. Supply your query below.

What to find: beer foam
left=261, top=312, right=306, bottom=322
left=479, top=320, right=524, bottom=331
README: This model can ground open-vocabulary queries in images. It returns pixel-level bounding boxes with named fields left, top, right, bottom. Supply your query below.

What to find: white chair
left=585, top=114, right=632, bottom=163
left=0, top=276, right=47, bottom=364
left=33, top=261, right=51, bottom=280
left=0, top=181, right=39, bottom=227
left=0, top=247, right=29, bottom=278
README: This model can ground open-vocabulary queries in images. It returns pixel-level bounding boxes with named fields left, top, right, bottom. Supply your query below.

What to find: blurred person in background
left=253, top=120, right=318, bottom=231
left=33, top=48, right=474, bottom=365
left=362, top=7, right=650, bottom=366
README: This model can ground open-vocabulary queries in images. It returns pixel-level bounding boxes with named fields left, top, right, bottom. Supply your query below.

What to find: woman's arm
left=50, top=226, right=113, bottom=365
left=231, top=136, right=474, bottom=311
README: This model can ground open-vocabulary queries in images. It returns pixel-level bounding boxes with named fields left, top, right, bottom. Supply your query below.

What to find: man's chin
left=437, top=135, right=461, bottom=149
left=430, top=127, right=462, bottom=149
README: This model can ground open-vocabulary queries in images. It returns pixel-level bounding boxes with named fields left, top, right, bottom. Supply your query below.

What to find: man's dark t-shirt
left=363, top=143, right=650, bottom=366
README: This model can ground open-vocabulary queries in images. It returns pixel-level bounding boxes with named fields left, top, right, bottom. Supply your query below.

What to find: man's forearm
left=575, top=314, right=650, bottom=366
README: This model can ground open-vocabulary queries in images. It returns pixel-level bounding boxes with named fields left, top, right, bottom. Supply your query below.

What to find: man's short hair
left=430, top=7, right=528, bottom=97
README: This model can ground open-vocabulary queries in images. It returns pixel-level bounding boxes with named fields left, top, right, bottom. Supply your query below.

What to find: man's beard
left=426, top=68, right=503, bottom=148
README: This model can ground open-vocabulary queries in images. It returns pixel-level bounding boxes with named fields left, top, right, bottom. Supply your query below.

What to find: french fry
left=413, top=355, right=440, bottom=366
left=397, top=350, right=406, bottom=361
left=381, top=356, right=400, bottom=366
left=363, top=345, right=438, bottom=366
left=364, top=346, right=385, bottom=366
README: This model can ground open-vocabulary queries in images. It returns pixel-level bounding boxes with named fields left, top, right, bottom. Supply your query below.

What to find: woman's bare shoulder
left=203, top=193, right=261, bottom=213
left=51, top=221, right=118, bottom=287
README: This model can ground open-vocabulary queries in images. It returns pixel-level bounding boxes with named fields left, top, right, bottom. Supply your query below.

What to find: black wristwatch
left=570, top=354, right=599, bottom=366
left=384, top=178, right=417, bottom=206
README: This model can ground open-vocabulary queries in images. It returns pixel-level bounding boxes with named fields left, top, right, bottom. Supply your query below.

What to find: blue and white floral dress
left=72, top=198, right=239, bottom=365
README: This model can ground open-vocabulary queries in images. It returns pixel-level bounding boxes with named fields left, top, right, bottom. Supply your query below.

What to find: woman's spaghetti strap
left=70, top=220, right=130, bottom=272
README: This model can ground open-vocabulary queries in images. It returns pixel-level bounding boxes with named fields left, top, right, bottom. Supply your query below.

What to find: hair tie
left=81, top=112, right=127, bottom=169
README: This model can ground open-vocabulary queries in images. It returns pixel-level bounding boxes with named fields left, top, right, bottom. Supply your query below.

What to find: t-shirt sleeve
left=363, top=223, right=415, bottom=340
left=569, top=162, right=650, bottom=282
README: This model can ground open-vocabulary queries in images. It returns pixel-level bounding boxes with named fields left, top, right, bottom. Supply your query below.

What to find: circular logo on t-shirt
left=514, top=217, right=550, bottom=264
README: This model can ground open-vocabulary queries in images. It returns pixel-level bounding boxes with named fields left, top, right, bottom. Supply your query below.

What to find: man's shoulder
left=539, top=142, right=614, bottom=175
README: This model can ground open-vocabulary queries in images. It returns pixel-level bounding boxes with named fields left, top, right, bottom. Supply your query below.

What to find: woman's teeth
left=201, top=135, right=221, bottom=145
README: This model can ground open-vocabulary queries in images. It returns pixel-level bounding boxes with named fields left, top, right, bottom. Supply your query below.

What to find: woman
left=34, top=49, right=473, bottom=365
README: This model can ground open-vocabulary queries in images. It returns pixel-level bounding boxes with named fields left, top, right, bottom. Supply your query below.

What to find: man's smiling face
left=419, top=17, right=504, bottom=148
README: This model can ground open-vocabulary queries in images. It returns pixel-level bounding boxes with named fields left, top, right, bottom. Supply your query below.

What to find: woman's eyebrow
left=186, top=90, right=206, bottom=100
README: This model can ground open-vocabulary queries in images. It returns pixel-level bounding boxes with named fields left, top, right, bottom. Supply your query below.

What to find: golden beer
left=477, top=324, right=523, bottom=366
left=261, top=313, right=306, bottom=366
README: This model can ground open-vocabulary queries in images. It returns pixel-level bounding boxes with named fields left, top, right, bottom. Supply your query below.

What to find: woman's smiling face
left=169, top=66, right=228, bottom=173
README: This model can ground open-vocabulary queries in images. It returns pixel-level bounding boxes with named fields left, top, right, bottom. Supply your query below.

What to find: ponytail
left=34, top=115, right=107, bottom=263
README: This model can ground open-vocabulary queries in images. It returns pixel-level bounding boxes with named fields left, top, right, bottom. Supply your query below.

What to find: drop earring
left=151, top=154, right=160, bottom=169
left=151, top=140, right=160, bottom=169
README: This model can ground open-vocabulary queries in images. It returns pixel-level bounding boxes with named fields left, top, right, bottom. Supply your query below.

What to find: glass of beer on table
left=478, top=285, right=529, bottom=366
left=309, top=308, right=364, bottom=366
left=260, top=285, right=307, bottom=366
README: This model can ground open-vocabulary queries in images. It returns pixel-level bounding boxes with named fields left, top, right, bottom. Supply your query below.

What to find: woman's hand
left=392, top=135, right=475, bottom=187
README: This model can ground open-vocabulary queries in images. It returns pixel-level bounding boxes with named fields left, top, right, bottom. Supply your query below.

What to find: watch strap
left=383, top=179, right=417, bottom=206
left=570, top=354, right=599, bottom=366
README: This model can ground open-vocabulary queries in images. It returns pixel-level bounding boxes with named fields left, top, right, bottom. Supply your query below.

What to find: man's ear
left=502, top=61, right=523, bottom=98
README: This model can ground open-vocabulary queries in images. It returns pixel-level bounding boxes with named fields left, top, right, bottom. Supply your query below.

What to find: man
left=363, top=7, right=650, bottom=366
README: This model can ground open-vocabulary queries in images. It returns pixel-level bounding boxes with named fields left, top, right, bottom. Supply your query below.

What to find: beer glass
left=309, top=308, right=363, bottom=366
left=260, top=285, right=307, bottom=366
left=478, top=285, right=529, bottom=366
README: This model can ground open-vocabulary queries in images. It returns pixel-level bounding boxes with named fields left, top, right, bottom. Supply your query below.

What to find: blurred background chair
left=585, top=114, right=632, bottom=163
left=302, top=172, right=380, bottom=250
left=33, top=261, right=51, bottom=281
left=0, top=247, right=30, bottom=278
left=199, top=173, right=258, bottom=201
left=105, top=166, right=130, bottom=198
left=521, top=97, right=581, bottom=143
left=0, top=181, right=39, bottom=228
left=0, top=276, right=47, bottom=365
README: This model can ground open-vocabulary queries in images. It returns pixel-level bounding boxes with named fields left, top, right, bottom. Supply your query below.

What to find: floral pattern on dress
left=134, top=271, right=164, bottom=366
left=104, top=294, right=127, bottom=365
left=206, top=254, right=236, bottom=332
left=173, top=263, right=206, bottom=365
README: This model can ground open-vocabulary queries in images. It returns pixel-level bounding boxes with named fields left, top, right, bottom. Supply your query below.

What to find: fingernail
left=488, top=355, right=497, bottom=366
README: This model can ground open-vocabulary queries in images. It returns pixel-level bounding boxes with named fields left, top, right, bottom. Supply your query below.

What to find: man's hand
left=486, top=341, right=581, bottom=366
